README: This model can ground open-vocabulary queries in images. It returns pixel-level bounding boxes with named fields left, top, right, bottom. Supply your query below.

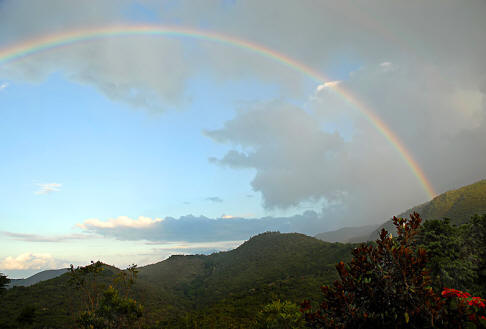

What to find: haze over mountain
left=369, top=179, right=486, bottom=240
left=315, top=179, right=486, bottom=243
left=7, top=268, right=68, bottom=289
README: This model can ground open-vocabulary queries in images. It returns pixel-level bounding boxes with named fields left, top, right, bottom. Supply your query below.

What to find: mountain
left=7, top=268, right=69, bottom=289
left=314, top=179, right=486, bottom=243
left=314, top=224, right=379, bottom=243
left=368, top=179, right=486, bottom=240
left=0, top=232, right=356, bottom=328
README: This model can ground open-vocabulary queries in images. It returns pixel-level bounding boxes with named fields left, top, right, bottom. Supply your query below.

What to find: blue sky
left=0, top=72, right=312, bottom=232
left=1, top=0, right=485, bottom=278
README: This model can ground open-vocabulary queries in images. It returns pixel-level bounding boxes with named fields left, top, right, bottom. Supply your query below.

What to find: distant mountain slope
left=0, top=232, right=356, bottom=328
left=315, top=224, right=378, bottom=243
left=7, top=268, right=69, bottom=289
left=369, top=179, right=486, bottom=240
left=314, top=179, right=486, bottom=243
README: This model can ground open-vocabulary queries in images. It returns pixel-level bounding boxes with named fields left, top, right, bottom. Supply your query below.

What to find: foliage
left=70, top=262, right=144, bottom=329
left=463, top=215, right=486, bottom=296
left=416, top=218, right=477, bottom=292
left=416, top=214, right=486, bottom=296
left=0, top=272, right=10, bottom=293
left=77, top=285, right=143, bottom=329
left=440, top=288, right=486, bottom=328
left=69, top=261, right=106, bottom=315
left=16, top=305, right=36, bottom=327
left=253, top=300, right=305, bottom=329
left=302, top=213, right=443, bottom=328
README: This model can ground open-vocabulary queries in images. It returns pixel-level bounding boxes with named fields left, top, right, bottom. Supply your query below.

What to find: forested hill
left=369, top=179, right=486, bottom=240
left=0, top=232, right=356, bottom=328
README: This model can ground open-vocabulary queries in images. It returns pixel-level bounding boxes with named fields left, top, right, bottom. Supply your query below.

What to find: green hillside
left=370, top=179, right=486, bottom=240
left=0, top=232, right=356, bottom=328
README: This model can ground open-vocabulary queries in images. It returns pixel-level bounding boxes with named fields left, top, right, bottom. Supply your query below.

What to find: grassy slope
left=370, top=179, right=486, bottom=240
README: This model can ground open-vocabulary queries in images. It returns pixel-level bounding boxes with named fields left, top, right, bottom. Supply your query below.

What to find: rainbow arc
left=0, top=25, right=436, bottom=199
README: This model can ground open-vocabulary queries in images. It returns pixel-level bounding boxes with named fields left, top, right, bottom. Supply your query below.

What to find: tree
left=302, top=213, right=443, bottom=328
left=463, top=214, right=486, bottom=296
left=69, top=262, right=144, bottom=329
left=416, top=218, right=477, bottom=292
left=16, top=305, right=36, bottom=327
left=254, top=300, right=306, bottom=329
left=416, top=214, right=486, bottom=296
left=0, top=272, right=10, bottom=293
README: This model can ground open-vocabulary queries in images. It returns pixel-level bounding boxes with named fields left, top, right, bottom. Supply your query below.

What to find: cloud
left=77, top=216, right=164, bottom=230
left=148, top=240, right=244, bottom=256
left=1, top=0, right=482, bottom=112
left=205, top=57, right=486, bottom=226
left=35, top=182, right=61, bottom=195
left=0, top=82, right=8, bottom=91
left=77, top=211, right=327, bottom=242
left=2, top=231, right=94, bottom=242
left=0, top=253, right=66, bottom=270
left=205, top=196, right=223, bottom=203
left=221, top=213, right=255, bottom=219
left=205, top=101, right=347, bottom=209
left=379, top=61, right=396, bottom=72
left=316, top=80, right=341, bottom=92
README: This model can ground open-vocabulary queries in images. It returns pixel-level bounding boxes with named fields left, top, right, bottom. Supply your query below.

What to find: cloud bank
left=77, top=212, right=330, bottom=242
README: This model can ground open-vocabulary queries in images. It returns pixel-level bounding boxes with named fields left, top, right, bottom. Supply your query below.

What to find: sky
left=1, top=0, right=485, bottom=278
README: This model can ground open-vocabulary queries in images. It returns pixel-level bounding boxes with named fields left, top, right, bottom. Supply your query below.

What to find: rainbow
left=0, top=25, right=436, bottom=198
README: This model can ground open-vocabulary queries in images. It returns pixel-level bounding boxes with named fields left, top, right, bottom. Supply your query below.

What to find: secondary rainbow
left=0, top=25, right=436, bottom=198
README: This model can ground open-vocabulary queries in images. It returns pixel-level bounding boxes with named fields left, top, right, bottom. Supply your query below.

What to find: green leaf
left=404, top=312, right=409, bottom=324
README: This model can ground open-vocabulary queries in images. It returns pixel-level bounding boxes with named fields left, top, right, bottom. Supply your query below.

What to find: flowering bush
left=440, top=288, right=486, bottom=328
left=302, top=213, right=486, bottom=329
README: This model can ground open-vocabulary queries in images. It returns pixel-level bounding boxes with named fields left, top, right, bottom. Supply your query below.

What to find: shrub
left=302, top=213, right=442, bottom=328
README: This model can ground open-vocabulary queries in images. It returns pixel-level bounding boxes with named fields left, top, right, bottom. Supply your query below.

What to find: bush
left=254, top=300, right=305, bottom=329
left=302, top=213, right=443, bottom=328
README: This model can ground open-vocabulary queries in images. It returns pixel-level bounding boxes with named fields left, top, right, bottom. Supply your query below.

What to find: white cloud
left=35, top=182, right=62, bottom=195
left=316, top=80, right=341, bottom=92
left=379, top=61, right=396, bottom=72
left=0, top=82, right=8, bottom=91
left=221, top=214, right=254, bottom=219
left=0, top=253, right=65, bottom=270
left=77, top=216, right=164, bottom=230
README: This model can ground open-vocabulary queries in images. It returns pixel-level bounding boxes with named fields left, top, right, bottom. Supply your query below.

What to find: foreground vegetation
left=1, top=213, right=485, bottom=328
